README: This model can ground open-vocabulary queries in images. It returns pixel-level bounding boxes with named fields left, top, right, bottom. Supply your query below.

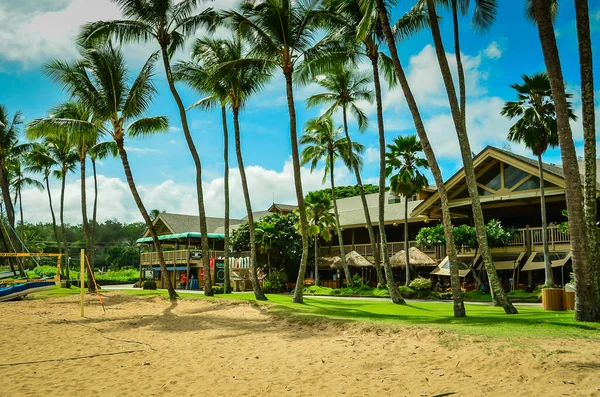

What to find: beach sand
left=0, top=293, right=598, bottom=397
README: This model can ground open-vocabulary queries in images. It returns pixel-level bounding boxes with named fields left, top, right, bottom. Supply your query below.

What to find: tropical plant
left=501, top=72, right=576, bottom=287
left=409, top=276, right=432, bottom=290
left=78, top=0, right=220, bottom=297
left=28, top=45, right=178, bottom=299
left=421, top=0, right=515, bottom=313
left=306, top=66, right=386, bottom=286
left=9, top=159, right=44, bottom=246
left=529, top=0, right=598, bottom=322
left=366, top=0, right=466, bottom=316
left=385, top=135, right=429, bottom=285
left=304, top=190, right=336, bottom=286
left=301, top=117, right=363, bottom=287
left=225, top=0, right=349, bottom=303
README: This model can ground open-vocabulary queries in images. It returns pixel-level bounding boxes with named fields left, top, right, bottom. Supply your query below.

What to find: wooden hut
left=390, top=247, right=437, bottom=268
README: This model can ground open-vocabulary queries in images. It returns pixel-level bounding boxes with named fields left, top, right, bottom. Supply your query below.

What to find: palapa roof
left=389, top=247, right=437, bottom=268
left=345, top=250, right=373, bottom=267
left=318, top=255, right=342, bottom=269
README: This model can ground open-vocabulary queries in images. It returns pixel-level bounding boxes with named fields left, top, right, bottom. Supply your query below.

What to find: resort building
left=138, top=145, right=600, bottom=290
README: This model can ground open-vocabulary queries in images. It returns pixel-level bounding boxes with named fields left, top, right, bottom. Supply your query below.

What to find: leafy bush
left=262, top=269, right=287, bottom=292
left=409, top=277, right=432, bottom=290
left=212, top=285, right=224, bottom=294
left=398, top=286, right=415, bottom=299
left=142, top=280, right=157, bottom=290
left=352, top=273, right=363, bottom=286
left=95, top=268, right=139, bottom=283
left=428, top=291, right=453, bottom=300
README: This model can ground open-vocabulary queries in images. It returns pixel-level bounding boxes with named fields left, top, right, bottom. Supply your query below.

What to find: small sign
left=144, top=269, right=154, bottom=280
left=190, top=251, right=203, bottom=260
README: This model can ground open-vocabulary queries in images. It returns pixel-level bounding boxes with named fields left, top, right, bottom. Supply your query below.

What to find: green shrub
left=352, top=273, right=363, bottom=286
left=428, top=291, right=453, bottom=300
left=415, top=289, right=430, bottom=299
left=142, top=280, right=157, bottom=290
left=398, top=286, right=415, bottom=299
left=212, top=285, right=224, bottom=294
left=409, top=277, right=432, bottom=290
left=263, top=269, right=287, bottom=293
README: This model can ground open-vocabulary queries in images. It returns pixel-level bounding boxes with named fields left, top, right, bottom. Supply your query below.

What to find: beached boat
left=0, top=278, right=57, bottom=302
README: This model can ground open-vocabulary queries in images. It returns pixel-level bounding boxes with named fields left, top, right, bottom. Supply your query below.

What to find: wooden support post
left=80, top=249, right=85, bottom=317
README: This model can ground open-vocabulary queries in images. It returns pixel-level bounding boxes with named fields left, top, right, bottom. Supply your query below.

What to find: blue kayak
left=0, top=279, right=56, bottom=302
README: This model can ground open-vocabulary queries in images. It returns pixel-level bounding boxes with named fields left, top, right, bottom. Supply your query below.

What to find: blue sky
left=1, top=0, right=599, bottom=224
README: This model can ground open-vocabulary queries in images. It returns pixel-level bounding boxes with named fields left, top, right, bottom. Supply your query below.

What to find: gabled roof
left=142, top=213, right=244, bottom=238
left=267, top=203, right=297, bottom=213
left=336, top=191, right=426, bottom=227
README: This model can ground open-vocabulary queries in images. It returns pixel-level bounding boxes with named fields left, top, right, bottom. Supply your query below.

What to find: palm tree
left=364, top=0, right=466, bottom=316
left=29, top=101, right=102, bottom=292
left=89, top=140, right=118, bottom=267
left=9, top=159, right=44, bottom=246
left=501, top=72, right=577, bottom=287
left=574, top=0, right=598, bottom=296
left=304, top=190, right=336, bottom=286
left=225, top=0, right=349, bottom=303
left=78, top=0, right=220, bottom=297
left=422, top=0, right=515, bottom=313
left=530, top=0, right=599, bottom=322
left=25, top=143, right=61, bottom=255
left=306, top=66, right=387, bottom=286
left=183, top=36, right=270, bottom=300
left=385, top=135, right=429, bottom=285
left=301, top=117, right=365, bottom=289
left=28, top=45, right=178, bottom=300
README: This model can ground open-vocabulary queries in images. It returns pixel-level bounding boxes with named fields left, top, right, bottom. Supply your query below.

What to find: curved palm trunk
left=374, top=0, right=463, bottom=314
left=18, top=187, right=24, bottom=244
left=0, top=226, right=16, bottom=276
left=533, top=0, right=598, bottom=322
left=0, top=162, right=23, bottom=276
left=329, top=152, right=353, bottom=286
left=538, top=155, right=553, bottom=286
left=60, top=169, right=70, bottom=286
left=425, top=0, right=516, bottom=314
left=80, top=157, right=95, bottom=293
left=222, top=106, right=232, bottom=294
left=45, top=175, right=61, bottom=255
left=314, top=235, right=319, bottom=286
left=160, top=45, right=212, bottom=297
left=404, top=197, right=410, bottom=284
left=115, top=137, right=176, bottom=299
left=452, top=0, right=466, bottom=129
left=285, top=71, right=310, bottom=304
left=91, top=158, right=99, bottom=272
left=233, top=109, right=267, bottom=300
left=574, top=0, right=598, bottom=294
left=341, top=106, right=384, bottom=286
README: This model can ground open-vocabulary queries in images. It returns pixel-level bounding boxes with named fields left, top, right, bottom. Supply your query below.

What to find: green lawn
left=28, top=287, right=599, bottom=340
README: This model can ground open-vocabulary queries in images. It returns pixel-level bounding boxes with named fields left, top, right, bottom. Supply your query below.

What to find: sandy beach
left=0, top=293, right=598, bottom=397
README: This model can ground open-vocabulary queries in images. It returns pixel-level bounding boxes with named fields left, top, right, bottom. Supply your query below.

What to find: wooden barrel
left=563, top=290, right=575, bottom=311
left=542, top=288, right=564, bottom=311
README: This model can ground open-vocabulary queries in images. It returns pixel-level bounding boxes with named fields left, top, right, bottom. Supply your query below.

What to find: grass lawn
left=30, top=287, right=599, bottom=339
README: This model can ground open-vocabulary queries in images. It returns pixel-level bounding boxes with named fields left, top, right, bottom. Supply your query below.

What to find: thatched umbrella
left=345, top=251, right=373, bottom=268
left=390, top=247, right=437, bottom=268
left=318, top=255, right=342, bottom=269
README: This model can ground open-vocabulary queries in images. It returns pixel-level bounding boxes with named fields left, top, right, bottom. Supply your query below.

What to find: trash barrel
left=542, top=288, right=564, bottom=311
left=562, top=290, right=575, bottom=311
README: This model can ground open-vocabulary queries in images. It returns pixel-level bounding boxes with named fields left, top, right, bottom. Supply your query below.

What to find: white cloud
left=484, top=41, right=502, bottom=59
left=365, top=147, right=379, bottom=164
left=20, top=159, right=352, bottom=224
left=123, top=146, right=162, bottom=154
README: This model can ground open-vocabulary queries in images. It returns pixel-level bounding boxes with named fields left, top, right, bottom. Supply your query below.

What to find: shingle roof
left=268, top=203, right=298, bottom=212
left=335, top=191, right=425, bottom=227
left=159, top=213, right=244, bottom=234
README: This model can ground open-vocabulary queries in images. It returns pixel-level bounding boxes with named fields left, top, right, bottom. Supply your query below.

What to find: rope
left=85, top=254, right=106, bottom=314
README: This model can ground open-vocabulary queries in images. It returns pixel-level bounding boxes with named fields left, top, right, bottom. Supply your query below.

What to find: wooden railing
left=529, top=226, right=570, bottom=249
left=140, top=249, right=241, bottom=266
left=319, top=240, right=435, bottom=259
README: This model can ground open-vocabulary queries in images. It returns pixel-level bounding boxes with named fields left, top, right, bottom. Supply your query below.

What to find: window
left=478, top=163, right=502, bottom=191
left=504, top=165, right=529, bottom=189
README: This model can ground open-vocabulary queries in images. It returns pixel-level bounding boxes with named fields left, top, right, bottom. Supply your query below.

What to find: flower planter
left=562, top=290, right=575, bottom=311
left=541, top=288, right=564, bottom=311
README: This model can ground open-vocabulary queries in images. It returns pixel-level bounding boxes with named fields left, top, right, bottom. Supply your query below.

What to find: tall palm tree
left=501, top=72, right=576, bottom=287
left=78, top=0, right=220, bottom=296
left=385, top=135, right=429, bottom=285
left=301, top=117, right=365, bottom=289
left=306, top=66, right=387, bottom=286
left=364, top=0, right=467, bottom=316
left=182, top=36, right=271, bottom=300
left=8, top=159, right=44, bottom=246
left=29, top=101, right=102, bottom=292
left=530, top=0, right=599, bottom=322
left=304, top=190, right=336, bottom=286
left=423, top=0, right=515, bottom=313
left=574, top=0, right=598, bottom=295
left=28, top=45, right=179, bottom=300
left=25, top=143, right=61, bottom=254
left=225, top=0, right=349, bottom=303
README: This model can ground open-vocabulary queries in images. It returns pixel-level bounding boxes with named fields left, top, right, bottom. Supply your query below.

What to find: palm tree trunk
left=574, top=0, right=599, bottom=294
left=374, top=0, right=462, bottom=314
left=425, top=0, right=516, bottom=314
left=404, top=197, right=410, bottom=285
left=0, top=161, right=15, bottom=227
left=330, top=151, right=353, bottom=286
left=314, top=235, right=319, bottom=286
left=533, top=0, right=598, bottom=322
left=342, top=106, right=384, bottom=286
left=538, top=154, right=553, bottom=286
left=222, top=105, right=232, bottom=294
left=60, top=169, right=70, bottom=286
left=452, top=0, right=466, bottom=128
left=80, top=157, right=95, bottom=293
left=284, top=70, right=310, bottom=304
left=159, top=45, right=212, bottom=297
left=91, top=158, right=99, bottom=273
left=0, top=225, right=17, bottom=276
left=18, top=187, right=24, bottom=245
left=233, top=108, right=267, bottom=300
left=115, top=137, right=177, bottom=300
left=45, top=175, right=61, bottom=256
